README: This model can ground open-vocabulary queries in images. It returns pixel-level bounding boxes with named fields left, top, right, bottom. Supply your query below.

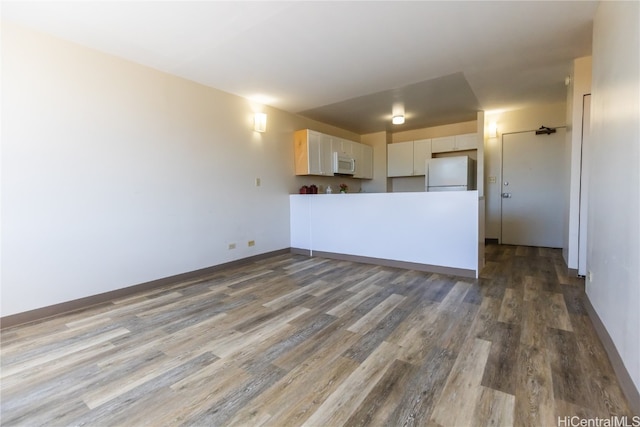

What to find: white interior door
left=501, top=129, right=566, bottom=247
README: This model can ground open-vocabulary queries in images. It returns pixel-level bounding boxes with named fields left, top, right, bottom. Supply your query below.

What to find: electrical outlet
left=248, top=240, right=255, bottom=247
left=488, top=176, right=497, bottom=184
left=228, top=243, right=236, bottom=250
left=588, top=271, right=593, bottom=282
left=255, top=178, right=261, bottom=187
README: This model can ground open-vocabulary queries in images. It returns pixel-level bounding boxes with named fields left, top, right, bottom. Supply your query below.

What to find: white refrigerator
left=426, top=156, right=476, bottom=192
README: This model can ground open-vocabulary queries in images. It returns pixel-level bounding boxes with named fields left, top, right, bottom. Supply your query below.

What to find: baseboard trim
left=290, top=248, right=476, bottom=278
left=0, top=249, right=290, bottom=329
left=584, top=295, right=640, bottom=415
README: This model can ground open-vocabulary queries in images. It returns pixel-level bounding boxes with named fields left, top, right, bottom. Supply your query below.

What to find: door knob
left=502, top=193, right=512, bottom=198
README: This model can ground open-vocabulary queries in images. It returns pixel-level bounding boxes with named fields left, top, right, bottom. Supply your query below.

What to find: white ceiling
left=2, top=1, right=598, bottom=133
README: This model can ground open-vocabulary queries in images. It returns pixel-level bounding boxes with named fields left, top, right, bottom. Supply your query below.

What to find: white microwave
left=333, top=152, right=355, bottom=175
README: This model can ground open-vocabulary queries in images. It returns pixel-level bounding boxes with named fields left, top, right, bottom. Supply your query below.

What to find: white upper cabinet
left=454, top=133, right=479, bottom=151
left=430, top=136, right=455, bottom=153
left=294, top=129, right=371, bottom=179
left=332, top=137, right=354, bottom=157
left=388, top=139, right=432, bottom=177
left=294, top=129, right=333, bottom=176
left=431, top=133, right=478, bottom=153
left=317, top=133, right=334, bottom=175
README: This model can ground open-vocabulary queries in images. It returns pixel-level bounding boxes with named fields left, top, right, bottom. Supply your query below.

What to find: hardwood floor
left=1, top=245, right=634, bottom=426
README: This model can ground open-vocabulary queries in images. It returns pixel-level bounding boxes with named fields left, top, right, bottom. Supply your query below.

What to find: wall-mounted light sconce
left=392, top=115, right=405, bottom=125
left=254, top=112, right=267, bottom=132
left=488, top=122, right=498, bottom=138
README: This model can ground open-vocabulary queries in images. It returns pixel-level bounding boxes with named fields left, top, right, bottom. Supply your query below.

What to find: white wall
left=484, top=102, right=566, bottom=239
left=0, top=23, right=348, bottom=317
left=563, top=57, right=592, bottom=269
left=588, top=0, right=640, bottom=395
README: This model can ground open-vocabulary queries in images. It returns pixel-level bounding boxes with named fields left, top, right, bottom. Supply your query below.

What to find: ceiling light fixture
left=392, top=115, right=405, bottom=125
left=254, top=112, right=267, bottom=132
left=391, top=102, right=405, bottom=125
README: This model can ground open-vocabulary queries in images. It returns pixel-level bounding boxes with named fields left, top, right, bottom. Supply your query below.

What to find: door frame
left=577, top=94, right=591, bottom=276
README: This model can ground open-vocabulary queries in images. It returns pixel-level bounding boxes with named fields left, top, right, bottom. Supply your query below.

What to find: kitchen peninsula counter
left=290, top=192, right=483, bottom=278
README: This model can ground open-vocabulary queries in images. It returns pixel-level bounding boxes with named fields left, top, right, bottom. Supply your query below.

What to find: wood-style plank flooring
left=1, top=245, right=634, bottom=426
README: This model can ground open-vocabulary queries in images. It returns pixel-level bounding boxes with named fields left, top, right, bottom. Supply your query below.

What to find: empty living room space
left=1, top=1, right=638, bottom=426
